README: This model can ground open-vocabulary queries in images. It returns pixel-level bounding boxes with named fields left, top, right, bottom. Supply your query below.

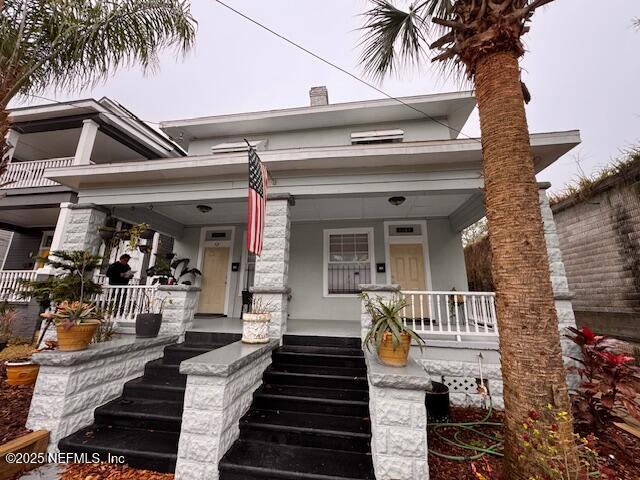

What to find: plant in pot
left=362, top=293, right=424, bottom=367
left=126, top=223, right=154, bottom=250
left=5, top=357, right=40, bottom=386
left=52, top=301, right=103, bottom=351
left=242, top=296, right=273, bottom=344
left=135, top=290, right=171, bottom=338
left=146, top=255, right=202, bottom=285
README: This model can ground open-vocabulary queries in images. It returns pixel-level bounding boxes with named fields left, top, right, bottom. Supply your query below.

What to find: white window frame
left=383, top=220, right=433, bottom=291
left=323, top=227, right=375, bottom=298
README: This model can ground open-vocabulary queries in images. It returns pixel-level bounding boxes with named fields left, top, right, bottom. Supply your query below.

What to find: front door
left=389, top=244, right=426, bottom=291
left=198, top=247, right=230, bottom=314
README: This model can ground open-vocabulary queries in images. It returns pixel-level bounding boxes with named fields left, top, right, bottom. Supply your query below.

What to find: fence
left=400, top=291, right=498, bottom=339
left=0, top=270, right=38, bottom=302
left=0, top=157, right=74, bottom=189
left=93, top=285, right=158, bottom=324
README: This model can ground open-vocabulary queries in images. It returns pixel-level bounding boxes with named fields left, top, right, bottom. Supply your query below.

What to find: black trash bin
left=425, top=381, right=450, bottom=423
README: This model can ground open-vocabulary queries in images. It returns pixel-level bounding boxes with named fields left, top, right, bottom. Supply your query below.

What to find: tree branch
left=431, top=17, right=468, bottom=31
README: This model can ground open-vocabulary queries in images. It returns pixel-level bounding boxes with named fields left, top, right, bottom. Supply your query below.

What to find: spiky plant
left=359, top=1, right=576, bottom=477
left=0, top=0, right=196, bottom=175
left=361, top=293, right=424, bottom=352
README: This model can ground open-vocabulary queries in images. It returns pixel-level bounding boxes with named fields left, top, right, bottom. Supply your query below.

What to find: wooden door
left=198, top=247, right=230, bottom=314
left=389, top=244, right=426, bottom=291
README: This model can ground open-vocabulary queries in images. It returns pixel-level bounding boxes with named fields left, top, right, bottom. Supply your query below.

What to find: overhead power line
left=212, top=0, right=480, bottom=144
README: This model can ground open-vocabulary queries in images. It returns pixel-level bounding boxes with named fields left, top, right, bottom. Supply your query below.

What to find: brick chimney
left=309, top=86, right=329, bottom=106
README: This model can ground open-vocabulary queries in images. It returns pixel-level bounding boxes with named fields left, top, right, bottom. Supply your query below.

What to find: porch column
left=5, top=128, right=19, bottom=160
left=250, top=194, right=293, bottom=338
left=539, top=185, right=581, bottom=386
left=74, top=119, right=99, bottom=165
left=59, top=204, right=108, bottom=254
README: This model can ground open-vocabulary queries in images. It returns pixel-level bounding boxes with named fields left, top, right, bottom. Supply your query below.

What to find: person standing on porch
left=106, top=254, right=133, bottom=285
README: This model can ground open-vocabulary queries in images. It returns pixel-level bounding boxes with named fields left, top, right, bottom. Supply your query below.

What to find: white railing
left=93, top=285, right=157, bottom=324
left=94, top=274, right=141, bottom=286
left=0, top=270, right=38, bottom=302
left=400, top=291, right=498, bottom=339
left=0, top=157, right=74, bottom=189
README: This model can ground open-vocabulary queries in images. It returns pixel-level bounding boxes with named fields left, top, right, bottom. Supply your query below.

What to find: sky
left=17, top=0, right=640, bottom=193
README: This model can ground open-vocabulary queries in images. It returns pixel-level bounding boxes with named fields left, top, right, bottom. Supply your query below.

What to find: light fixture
left=388, top=196, right=406, bottom=206
left=197, top=205, right=212, bottom=213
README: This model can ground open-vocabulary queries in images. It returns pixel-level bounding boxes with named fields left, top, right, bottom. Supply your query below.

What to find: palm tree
left=359, top=1, right=576, bottom=477
left=0, top=0, right=196, bottom=172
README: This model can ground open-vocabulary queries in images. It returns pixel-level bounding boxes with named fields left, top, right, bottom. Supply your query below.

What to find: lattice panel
left=441, top=377, right=489, bottom=395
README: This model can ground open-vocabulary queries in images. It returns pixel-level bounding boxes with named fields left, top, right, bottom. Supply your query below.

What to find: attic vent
left=211, top=140, right=266, bottom=154
left=351, top=129, right=404, bottom=145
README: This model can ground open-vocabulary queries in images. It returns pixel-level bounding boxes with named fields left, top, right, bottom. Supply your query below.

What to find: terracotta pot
left=6, top=360, right=40, bottom=386
left=136, top=313, right=162, bottom=338
left=56, top=320, right=100, bottom=352
left=378, top=331, right=411, bottom=367
left=242, top=313, right=270, bottom=344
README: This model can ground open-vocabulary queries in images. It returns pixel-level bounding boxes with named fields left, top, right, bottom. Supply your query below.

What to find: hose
left=428, top=397, right=504, bottom=461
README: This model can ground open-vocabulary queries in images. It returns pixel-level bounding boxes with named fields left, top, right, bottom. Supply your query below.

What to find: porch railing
left=93, top=285, right=158, bottom=324
left=400, top=291, right=498, bottom=339
left=94, top=274, right=141, bottom=286
left=0, top=157, right=74, bottom=189
left=0, top=270, right=37, bottom=302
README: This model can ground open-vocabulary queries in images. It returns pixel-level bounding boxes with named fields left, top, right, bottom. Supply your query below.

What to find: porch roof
left=44, top=130, right=580, bottom=190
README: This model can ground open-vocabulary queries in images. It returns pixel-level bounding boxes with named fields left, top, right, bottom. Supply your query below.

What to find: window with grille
left=325, top=230, right=373, bottom=295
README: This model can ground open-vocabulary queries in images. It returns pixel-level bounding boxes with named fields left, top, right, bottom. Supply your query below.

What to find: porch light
left=197, top=205, right=212, bottom=213
left=388, top=196, right=406, bottom=206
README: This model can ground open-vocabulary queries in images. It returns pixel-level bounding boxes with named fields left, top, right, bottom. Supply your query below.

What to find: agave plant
left=53, top=301, right=102, bottom=331
left=361, top=293, right=424, bottom=352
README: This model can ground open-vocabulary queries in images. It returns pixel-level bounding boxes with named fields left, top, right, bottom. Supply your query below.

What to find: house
left=0, top=98, right=184, bottom=335
left=22, top=87, right=581, bottom=479
left=551, top=152, right=640, bottom=341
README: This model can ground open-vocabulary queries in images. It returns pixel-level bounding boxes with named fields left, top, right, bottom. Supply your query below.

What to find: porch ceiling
left=115, top=191, right=477, bottom=228
left=0, top=207, right=59, bottom=229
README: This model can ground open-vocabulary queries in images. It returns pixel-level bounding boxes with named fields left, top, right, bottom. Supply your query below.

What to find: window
left=351, top=129, right=404, bottom=145
left=324, top=229, right=374, bottom=295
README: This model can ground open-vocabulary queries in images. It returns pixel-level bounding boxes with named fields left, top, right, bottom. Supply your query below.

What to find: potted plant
left=0, top=301, right=15, bottom=352
left=98, top=226, right=116, bottom=241
left=127, top=223, right=153, bottom=250
left=242, top=297, right=272, bottom=344
left=5, top=357, right=39, bottom=386
left=135, top=290, right=171, bottom=338
left=362, top=293, right=424, bottom=367
left=146, top=255, right=201, bottom=285
left=52, top=301, right=103, bottom=351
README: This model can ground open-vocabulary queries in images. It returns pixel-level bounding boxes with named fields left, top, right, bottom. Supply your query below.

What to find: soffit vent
left=351, top=129, right=404, bottom=145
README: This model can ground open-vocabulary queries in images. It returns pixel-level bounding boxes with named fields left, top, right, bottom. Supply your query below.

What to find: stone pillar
left=539, top=186, right=581, bottom=385
left=74, top=119, right=99, bottom=165
left=156, top=285, right=200, bottom=340
left=175, top=340, right=278, bottom=480
left=251, top=194, right=293, bottom=338
left=365, top=352, right=431, bottom=480
left=59, top=204, right=108, bottom=254
left=360, top=284, right=401, bottom=342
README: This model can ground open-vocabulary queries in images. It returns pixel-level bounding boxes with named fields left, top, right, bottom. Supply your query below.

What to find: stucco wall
left=174, top=218, right=468, bottom=322
left=187, top=118, right=450, bottom=156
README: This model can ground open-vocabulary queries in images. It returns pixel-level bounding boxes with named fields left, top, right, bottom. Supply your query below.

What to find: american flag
left=247, top=144, right=269, bottom=256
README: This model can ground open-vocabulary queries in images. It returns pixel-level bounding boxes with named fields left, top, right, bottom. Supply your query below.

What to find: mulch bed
left=428, top=406, right=640, bottom=480
left=61, top=463, right=174, bottom=479
left=0, top=345, right=35, bottom=445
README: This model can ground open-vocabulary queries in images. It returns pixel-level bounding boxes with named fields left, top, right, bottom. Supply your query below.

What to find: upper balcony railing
left=0, top=157, right=74, bottom=189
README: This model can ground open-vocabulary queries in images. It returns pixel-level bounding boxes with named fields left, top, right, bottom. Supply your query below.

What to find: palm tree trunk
left=474, top=51, right=577, bottom=478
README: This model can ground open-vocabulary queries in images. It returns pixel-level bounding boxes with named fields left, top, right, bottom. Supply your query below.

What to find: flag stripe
left=247, top=146, right=268, bottom=256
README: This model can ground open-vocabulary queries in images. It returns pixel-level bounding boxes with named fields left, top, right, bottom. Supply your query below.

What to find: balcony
left=0, top=157, right=74, bottom=190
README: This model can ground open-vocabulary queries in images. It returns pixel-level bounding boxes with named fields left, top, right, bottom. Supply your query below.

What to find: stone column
left=59, top=204, right=108, bottom=254
left=359, top=284, right=401, bottom=342
left=251, top=194, right=293, bottom=338
left=365, top=352, right=431, bottom=480
left=539, top=185, right=581, bottom=385
left=74, top=119, right=99, bottom=165
left=156, top=285, right=201, bottom=340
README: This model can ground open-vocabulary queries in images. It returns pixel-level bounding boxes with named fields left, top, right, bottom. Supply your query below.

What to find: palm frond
left=0, top=0, right=197, bottom=107
left=359, top=0, right=433, bottom=81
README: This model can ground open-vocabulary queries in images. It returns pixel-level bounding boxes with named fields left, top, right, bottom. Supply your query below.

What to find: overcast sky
left=20, top=0, right=640, bottom=192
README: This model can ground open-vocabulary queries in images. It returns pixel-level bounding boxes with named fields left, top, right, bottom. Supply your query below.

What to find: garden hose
left=428, top=397, right=504, bottom=461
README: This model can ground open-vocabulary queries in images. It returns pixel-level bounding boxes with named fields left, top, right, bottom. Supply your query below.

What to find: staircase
left=219, top=335, right=375, bottom=480
left=58, top=332, right=241, bottom=473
